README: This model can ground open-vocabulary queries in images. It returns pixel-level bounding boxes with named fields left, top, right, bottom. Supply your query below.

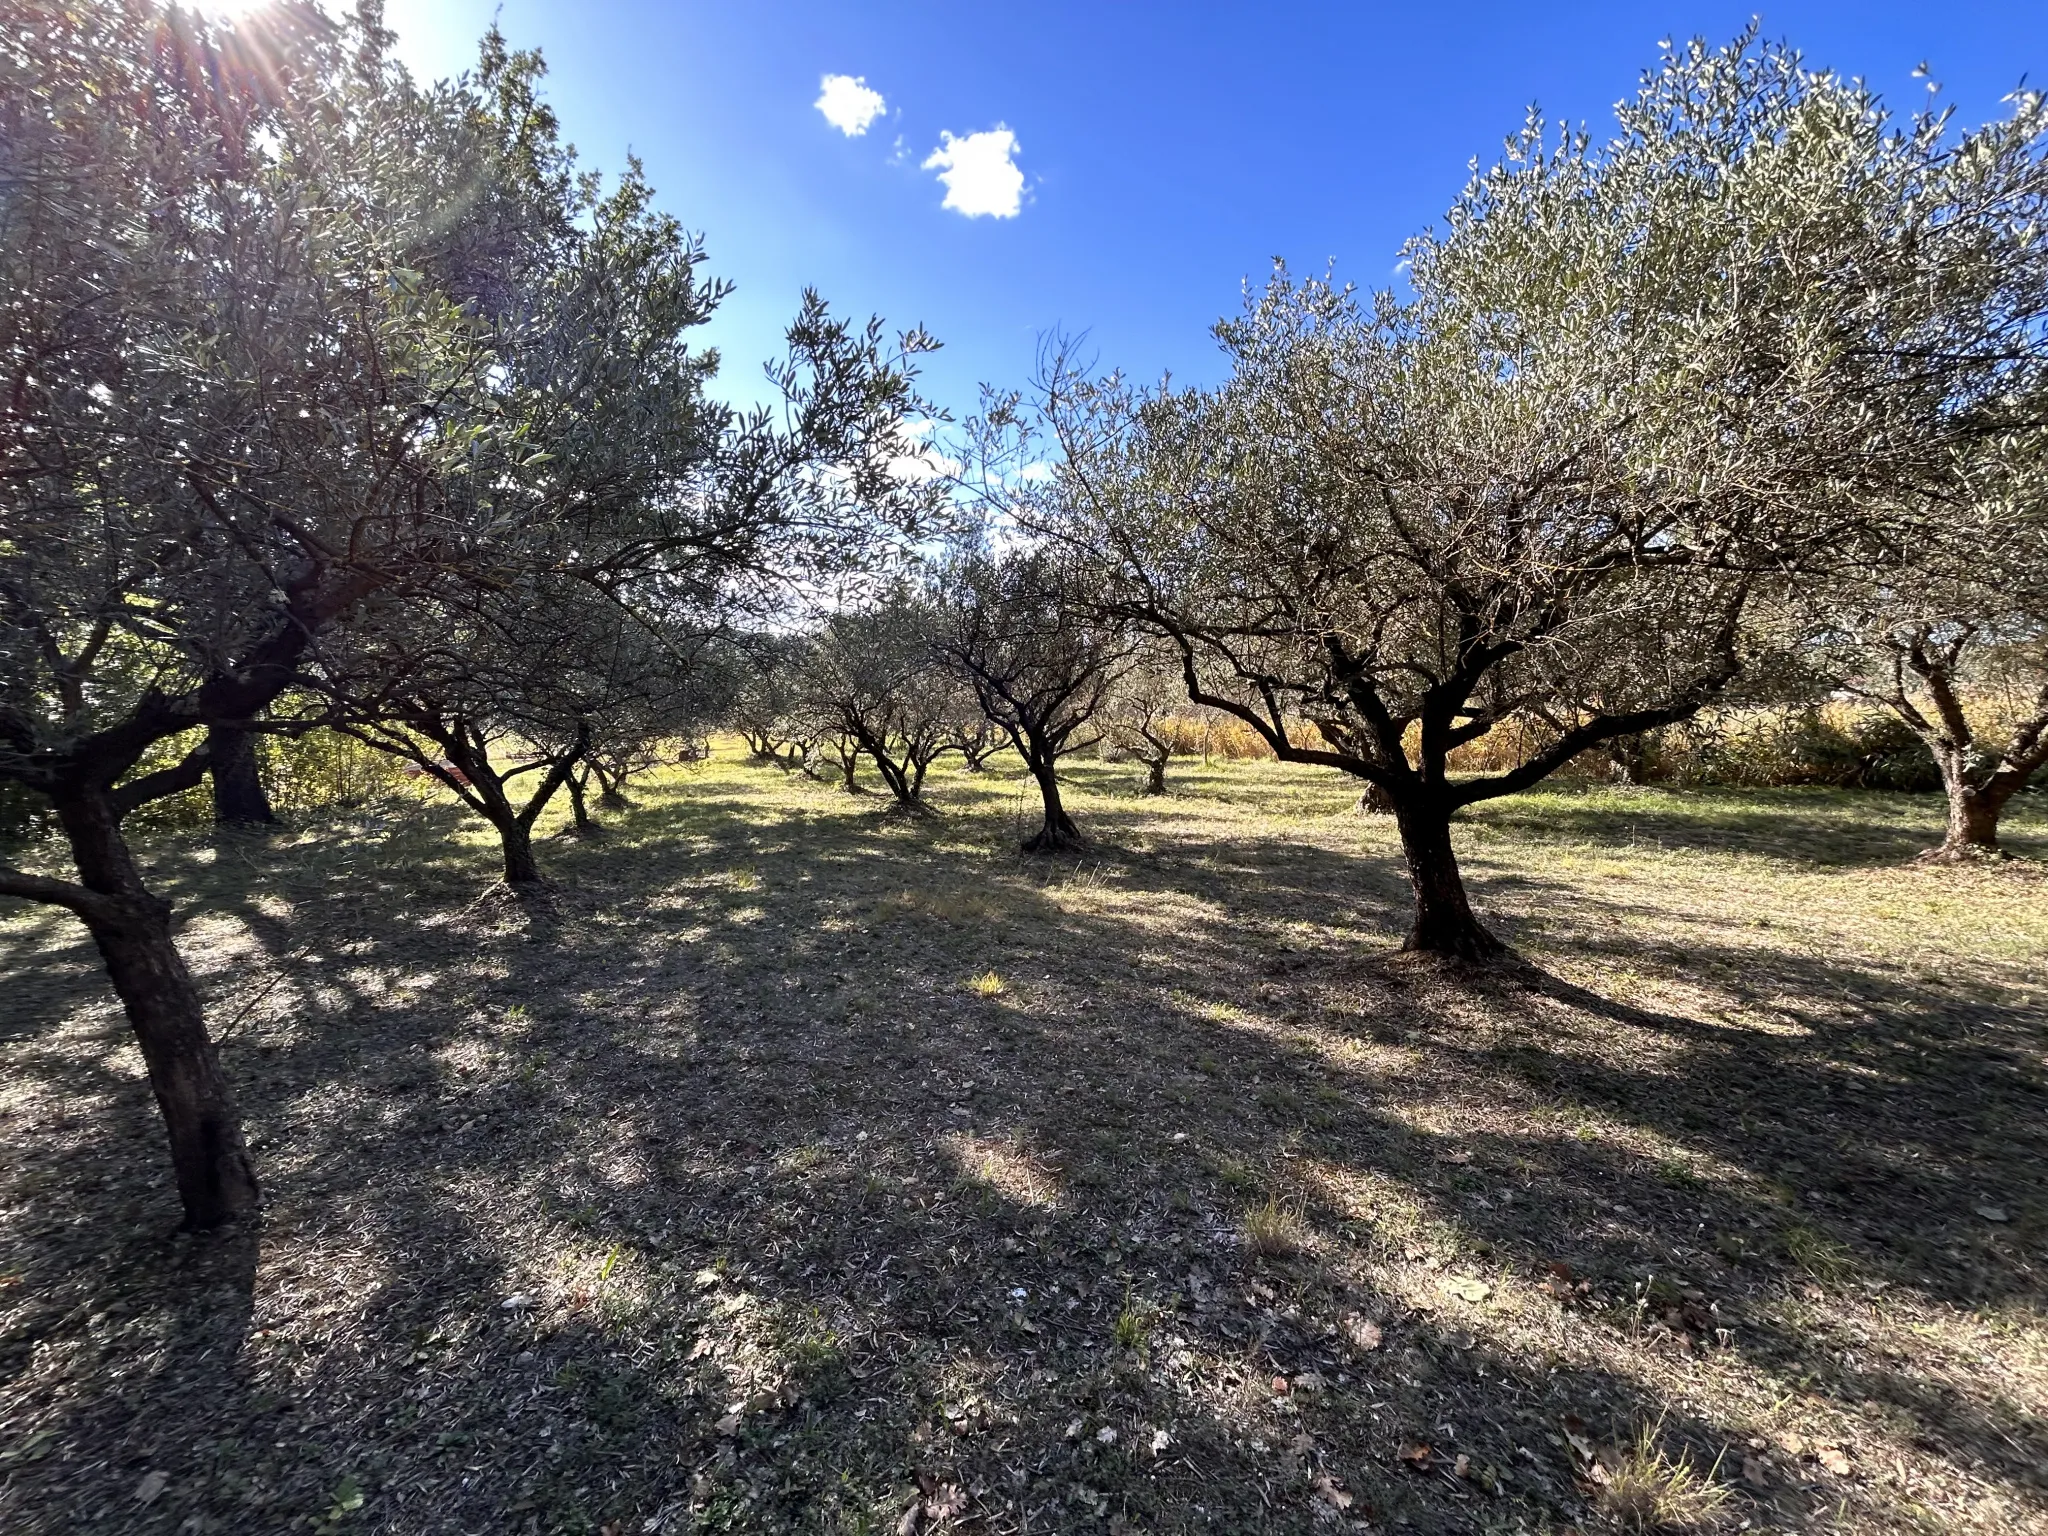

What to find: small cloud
left=816, top=74, right=886, bottom=137
left=923, top=126, right=1024, bottom=218
left=1017, top=461, right=1055, bottom=483
left=887, top=419, right=961, bottom=483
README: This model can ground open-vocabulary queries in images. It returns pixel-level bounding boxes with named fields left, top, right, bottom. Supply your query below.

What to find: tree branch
left=0, top=865, right=115, bottom=922
left=110, top=741, right=212, bottom=820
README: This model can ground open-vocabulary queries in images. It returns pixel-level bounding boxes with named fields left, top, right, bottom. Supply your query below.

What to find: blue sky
left=380, top=1, right=2048, bottom=417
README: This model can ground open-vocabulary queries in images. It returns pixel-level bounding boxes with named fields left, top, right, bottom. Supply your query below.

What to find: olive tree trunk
left=56, top=791, right=259, bottom=1227
left=1391, top=800, right=1505, bottom=961
left=563, top=769, right=604, bottom=838
left=1925, top=746, right=2021, bottom=861
left=488, top=813, right=543, bottom=884
left=1021, top=759, right=1083, bottom=853
left=208, top=725, right=277, bottom=827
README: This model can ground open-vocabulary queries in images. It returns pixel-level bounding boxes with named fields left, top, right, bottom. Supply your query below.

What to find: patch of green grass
left=1242, top=1192, right=1312, bottom=1257
left=1112, top=1289, right=1154, bottom=1350
left=1783, top=1220, right=1858, bottom=1282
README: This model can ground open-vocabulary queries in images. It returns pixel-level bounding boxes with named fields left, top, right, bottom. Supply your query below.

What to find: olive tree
left=317, top=269, right=939, bottom=883
left=317, top=579, right=629, bottom=884
left=1813, top=468, right=2048, bottom=860
left=0, top=3, right=561, bottom=1225
left=728, top=634, right=818, bottom=768
left=932, top=549, right=1126, bottom=852
left=1101, top=648, right=1188, bottom=795
left=564, top=634, right=735, bottom=833
left=798, top=587, right=976, bottom=813
left=0, top=2, right=934, bottom=1224
left=1005, top=35, right=2048, bottom=958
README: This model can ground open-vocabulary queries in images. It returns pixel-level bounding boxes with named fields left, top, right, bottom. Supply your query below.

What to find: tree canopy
left=990, top=33, right=2048, bottom=956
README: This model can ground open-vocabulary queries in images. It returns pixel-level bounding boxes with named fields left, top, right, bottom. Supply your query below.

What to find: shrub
left=120, top=726, right=429, bottom=837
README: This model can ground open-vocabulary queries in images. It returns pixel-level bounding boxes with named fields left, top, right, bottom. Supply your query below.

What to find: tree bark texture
left=56, top=792, right=259, bottom=1227
left=208, top=725, right=277, bottom=826
left=1926, top=748, right=2015, bottom=860
left=1021, top=760, right=1083, bottom=852
left=496, top=815, right=542, bottom=884
left=1392, top=801, right=1505, bottom=960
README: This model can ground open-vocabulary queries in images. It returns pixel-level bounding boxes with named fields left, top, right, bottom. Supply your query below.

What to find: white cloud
left=922, top=127, right=1024, bottom=218
left=815, top=74, right=886, bottom=136
left=886, top=418, right=961, bottom=483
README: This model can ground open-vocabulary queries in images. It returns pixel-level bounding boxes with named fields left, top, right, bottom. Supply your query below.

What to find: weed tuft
left=1592, top=1424, right=1730, bottom=1532
left=966, top=970, right=1008, bottom=998
left=1112, top=1288, right=1154, bottom=1350
left=1242, top=1192, right=1312, bottom=1257
left=1783, top=1220, right=1856, bottom=1281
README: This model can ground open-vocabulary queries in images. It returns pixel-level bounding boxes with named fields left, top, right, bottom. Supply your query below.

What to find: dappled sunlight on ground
left=1, top=750, right=2044, bottom=1533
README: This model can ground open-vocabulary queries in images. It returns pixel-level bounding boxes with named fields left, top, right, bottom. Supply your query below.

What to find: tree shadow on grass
left=0, top=757, right=2043, bottom=1532
left=1464, top=782, right=2048, bottom=868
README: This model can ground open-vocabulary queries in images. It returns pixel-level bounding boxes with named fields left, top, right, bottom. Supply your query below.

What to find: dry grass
left=1, top=747, right=2044, bottom=1534
left=1242, top=1193, right=1314, bottom=1258
left=1591, top=1422, right=1732, bottom=1532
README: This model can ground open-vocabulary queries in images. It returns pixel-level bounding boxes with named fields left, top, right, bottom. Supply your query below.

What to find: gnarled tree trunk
left=208, top=725, right=277, bottom=827
left=563, top=768, right=604, bottom=838
left=1923, top=746, right=2022, bottom=862
left=1391, top=799, right=1504, bottom=961
left=56, top=791, right=258, bottom=1228
left=1021, top=759, right=1083, bottom=853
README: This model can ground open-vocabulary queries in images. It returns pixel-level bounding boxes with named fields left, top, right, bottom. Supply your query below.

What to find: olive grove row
left=3, top=3, right=2045, bottom=1229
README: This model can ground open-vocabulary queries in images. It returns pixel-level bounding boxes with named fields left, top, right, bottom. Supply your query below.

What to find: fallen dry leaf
left=1341, top=1313, right=1384, bottom=1352
left=1561, top=1416, right=1598, bottom=1470
left=1399, top=1441, right=1434, bottom=1470
left=925, top=1483, right=968, bottom=1519
left=1817, top=1445, right=1852, bottom=1476
left=1314, top=1471, right=1354, bottom=1509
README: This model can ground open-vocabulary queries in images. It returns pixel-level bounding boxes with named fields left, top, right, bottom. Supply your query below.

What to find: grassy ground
left=1, top=749, right=2044, bottom=1536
